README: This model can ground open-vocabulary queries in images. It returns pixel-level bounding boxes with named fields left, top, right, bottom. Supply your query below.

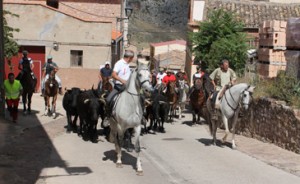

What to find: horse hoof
left=136, top=170, right=143, bottom=176
left=116, top=163, right=123, bottom=168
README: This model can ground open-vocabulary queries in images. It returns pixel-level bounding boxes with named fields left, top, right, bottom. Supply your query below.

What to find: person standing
left=41, top=56, right=62, bottom=96
left=2, top=73, right=23, bottom=123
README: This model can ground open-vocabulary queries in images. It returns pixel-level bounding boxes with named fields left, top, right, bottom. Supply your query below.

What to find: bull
left=62, top=87, right=83, bottom=133
left=76, top=88, right=105, bottom=142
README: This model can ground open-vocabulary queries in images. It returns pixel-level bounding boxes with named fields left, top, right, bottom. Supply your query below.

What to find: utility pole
left=0, top=0, right=5, bottom=118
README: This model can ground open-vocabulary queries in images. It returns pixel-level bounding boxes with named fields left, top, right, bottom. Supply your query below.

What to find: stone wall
left=236, top=97, right=300, bottom=154
left=128, top=0, right=189, bottom=49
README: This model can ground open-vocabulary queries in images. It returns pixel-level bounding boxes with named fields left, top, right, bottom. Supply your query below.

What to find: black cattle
left=62, top=87, right=83, bottom=133
left=76, top=88, right=105, bottom=142
left=150, top=93, right=170, bottom=133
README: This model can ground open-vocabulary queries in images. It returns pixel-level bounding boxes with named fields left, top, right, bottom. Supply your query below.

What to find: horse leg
left=134, top=125, right=143, bottom=175
left=221, top=115, right=229, bottom=144
left=115, top=131, right=123, bottom=168
left=27, top=92, right=33, bottom=114
left=178, top=105, right=182, bottom=120
left=44, top=96, right=49, bottom=115
left=231, top=110, right=240, bottom=149
left=51, top=95, right=57, bottom=118
left=22, top=93, right=27, bottom=114
left=192, top=110, right=196, bottom=125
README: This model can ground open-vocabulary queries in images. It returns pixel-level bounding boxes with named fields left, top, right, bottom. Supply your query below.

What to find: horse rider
left=1, top=73, right=23, bottom=123
left=41, top=55, right=63, bottom=96
left=100, top=61, right=113, bottom=79
left=17, top=50, right=36, bottom=80
left=105, top=50, right=135, bottom=118
left=187, top=65, right=205, bottom=101
left=161, top=69, right=177, bottom=94
left=209, top=58, right=237, bottom=102
left=155, top=67, right=167, bottom=89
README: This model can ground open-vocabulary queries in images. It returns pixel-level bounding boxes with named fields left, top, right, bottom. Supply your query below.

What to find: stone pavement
left=0, top=93, right=299, bottom=184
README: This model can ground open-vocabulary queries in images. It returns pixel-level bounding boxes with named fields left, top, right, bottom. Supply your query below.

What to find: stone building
left=187, top=0, right=300, bottom=83
left=4, top=0, right=123, bottom=91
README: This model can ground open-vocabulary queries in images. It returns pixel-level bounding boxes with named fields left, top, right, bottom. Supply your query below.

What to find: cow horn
left=145, top=99, right=152, bottom=105
left=98, top=98, right=106, bottom=105
left=84, top=99, right=90, bottom=104
left=159, top=101, right=166, bottom=104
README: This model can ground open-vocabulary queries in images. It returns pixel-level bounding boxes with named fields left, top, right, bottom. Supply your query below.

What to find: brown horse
left=190, top=78, right=206, bottom=125
left=44, top=70, right=59, bottom=118
left=165, top=81, right=178, bottom=121
left=102, top=76, right=113, bottom=94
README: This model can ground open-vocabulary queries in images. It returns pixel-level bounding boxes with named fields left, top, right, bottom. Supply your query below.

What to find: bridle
left=126, top=68, right=151, bottom=96
left=224, top=86, right=251, bottom=112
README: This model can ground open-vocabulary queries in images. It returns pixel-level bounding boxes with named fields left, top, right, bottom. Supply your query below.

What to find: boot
left=59, top=88, right=63, bottom=95
left=40, top=89, right=45, bottom=97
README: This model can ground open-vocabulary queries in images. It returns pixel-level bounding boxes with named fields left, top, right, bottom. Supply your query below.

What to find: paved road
left=0, top=94, right=300, bottom=184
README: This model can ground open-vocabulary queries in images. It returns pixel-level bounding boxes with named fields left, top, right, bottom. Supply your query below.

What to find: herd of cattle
left=62, top=86, right=174, bottom=143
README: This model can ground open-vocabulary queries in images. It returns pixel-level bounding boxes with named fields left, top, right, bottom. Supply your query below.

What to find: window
left=70, top=50, right=83, bottom=67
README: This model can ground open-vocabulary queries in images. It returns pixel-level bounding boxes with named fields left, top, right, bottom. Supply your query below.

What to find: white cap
left=105, top=61, right=110, bottom=65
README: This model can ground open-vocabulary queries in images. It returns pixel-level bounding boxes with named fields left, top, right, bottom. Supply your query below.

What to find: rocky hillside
left=128, top=0, right=189, bottom=49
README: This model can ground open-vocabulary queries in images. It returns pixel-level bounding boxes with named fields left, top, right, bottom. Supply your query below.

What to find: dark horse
left=44, top=70, right=59, bottom=118
left=190, top=78, right=206, bottom=125
left=17, top=68, right=37, bottom=115
left=165, top=81, right=178, bottom=122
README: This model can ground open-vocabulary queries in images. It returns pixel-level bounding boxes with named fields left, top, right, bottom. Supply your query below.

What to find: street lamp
left=117, top=5, right=133, bottom=22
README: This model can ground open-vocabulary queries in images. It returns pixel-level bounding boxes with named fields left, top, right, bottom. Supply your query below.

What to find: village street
left=1, top=94, right=300, bottom=184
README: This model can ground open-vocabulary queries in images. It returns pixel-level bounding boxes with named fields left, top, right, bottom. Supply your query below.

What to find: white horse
left=108, top=59, right=153, bottom=175
left=177, top=79, right=189, bottom=119
left=207, top=83, right=255, bottom=149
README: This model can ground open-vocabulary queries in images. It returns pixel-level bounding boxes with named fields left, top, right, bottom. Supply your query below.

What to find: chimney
left=46, top=0, right=59, bottom=9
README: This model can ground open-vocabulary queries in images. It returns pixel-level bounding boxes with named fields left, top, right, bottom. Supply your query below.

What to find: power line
left=60, top=2, right=118, bottom=19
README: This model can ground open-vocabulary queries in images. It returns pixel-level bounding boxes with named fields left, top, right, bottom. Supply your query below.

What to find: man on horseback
left=210, top=59, right=237, bottom=100
left=161, top=69, right=177, bottom=94
left=100, top=61, right=112, bottom=79
left=154, top=67, right=167, bottom=92
left=17, top=50, right=36, bottom=80
left=187, top=65, right=205, bottom=101
left=41, top=56, right=62, bottom=96
left=104, top=50, right=135, bottom=119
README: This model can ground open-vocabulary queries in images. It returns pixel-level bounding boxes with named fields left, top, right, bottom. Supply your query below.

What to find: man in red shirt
left=162, top=70, right=176, bottom=85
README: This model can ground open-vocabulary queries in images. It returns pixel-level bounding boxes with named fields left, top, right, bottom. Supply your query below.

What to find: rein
left=224, top=87, right=251, bottom=112
left=126, top=69, right=150, bottom=96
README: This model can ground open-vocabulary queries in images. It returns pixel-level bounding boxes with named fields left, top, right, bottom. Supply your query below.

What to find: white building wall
left=4, top=4, right=112, bottom=69
left=192, top=0, right=205, bottom=21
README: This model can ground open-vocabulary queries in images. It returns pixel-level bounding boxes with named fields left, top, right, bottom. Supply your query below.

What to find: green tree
left=190, top=9, right=249, bottom=74
left=3, top=10, right=19, bottom=70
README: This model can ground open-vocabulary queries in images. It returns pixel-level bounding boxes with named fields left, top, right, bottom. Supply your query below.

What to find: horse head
left=194, top=78, right=203, bottom=90
left=136, top=58, right=154, bottom=93
left=241, top=85, right=255, bottom=110
left=167, top=81, right=177, bottom=94
left=47, top=70, right=58, bottom=88
left=102, top=76, right=113, bottom=93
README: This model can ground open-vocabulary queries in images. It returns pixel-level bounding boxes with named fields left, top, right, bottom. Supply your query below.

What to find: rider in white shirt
left=106, top=50, right=135, bottom=113
left=155, top=67, right=167, bottom=87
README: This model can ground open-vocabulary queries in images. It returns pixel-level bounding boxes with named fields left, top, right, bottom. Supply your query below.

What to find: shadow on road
left=197, top=138, right=232, bottom=148
left=102, top=150, right=136, bottom=170
left=0, top=95, right=93, bottom=184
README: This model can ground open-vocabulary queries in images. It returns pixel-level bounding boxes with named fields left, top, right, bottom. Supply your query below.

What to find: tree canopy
left=3, top=10, right=19, bottom=60
left=190, top=9, right=249, bottom=74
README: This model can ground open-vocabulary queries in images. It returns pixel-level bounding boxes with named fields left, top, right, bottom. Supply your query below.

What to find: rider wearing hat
left=17, top=50, right=36, bottom=80
left=162, top=69, right=176, bottom=86
left=41, top=55, right=62, bottom=96
left=187, top=65, right=205, bottom=101
left=99, top=61, right=112, bottom=82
